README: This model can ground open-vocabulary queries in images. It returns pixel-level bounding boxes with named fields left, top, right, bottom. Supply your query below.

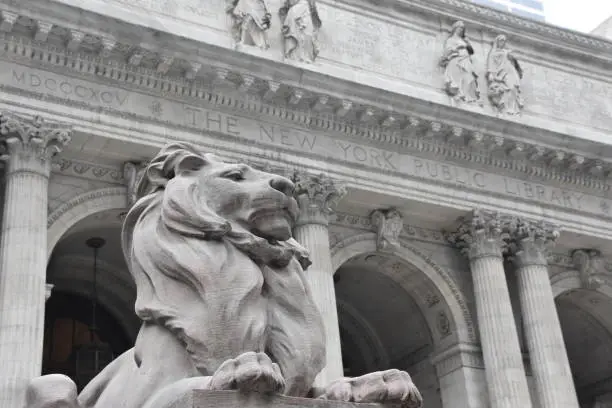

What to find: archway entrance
left=557, top=289, right=612, bottom=407
left=42, top=292, right=131, bottom=390
left=333, top=248, right=468, bottom=408
left=46, top=208, right=139, bottom=388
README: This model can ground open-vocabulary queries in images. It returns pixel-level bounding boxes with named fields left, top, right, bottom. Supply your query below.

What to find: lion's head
left=120, top=143, right=324, bottom=387
left=123, top=142, right=311, bottom=268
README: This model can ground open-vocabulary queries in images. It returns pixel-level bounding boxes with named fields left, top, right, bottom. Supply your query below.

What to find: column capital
left=446, top=209, right=511, bottom=260
left=292, top=172, right=346, bottom=226
left=508, top=219, right=560, bottom=268
left=0, top=113, right=71, bottom=175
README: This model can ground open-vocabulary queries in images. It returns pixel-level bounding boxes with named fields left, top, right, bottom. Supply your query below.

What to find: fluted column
left=0, top=113, right=71, bottom=408
left=508, top=220, right=579, bottom=408
left=292, top=172, right=346, bottom=388
left=448, top=210, right=532, bottom=408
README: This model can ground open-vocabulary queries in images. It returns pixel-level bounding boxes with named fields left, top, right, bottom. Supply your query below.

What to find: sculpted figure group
left=441, top=21, right=524, bottom=115
left=27, top=142, right=423, bottom=408
left=228, top=0, right=321, bottom=63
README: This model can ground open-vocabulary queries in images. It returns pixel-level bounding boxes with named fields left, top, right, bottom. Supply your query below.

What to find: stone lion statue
left=28, top=143, right=422, bottom=408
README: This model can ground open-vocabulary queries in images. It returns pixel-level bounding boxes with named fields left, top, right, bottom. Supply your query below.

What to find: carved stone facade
left=0, top=0, right=612, bottom=407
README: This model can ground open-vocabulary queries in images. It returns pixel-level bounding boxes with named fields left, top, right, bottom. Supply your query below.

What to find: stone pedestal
left=148, top=389, right=395, bottom=408
left=293, top=172, right=346, bottom=389
left=510, top=221, right=579, bottom=408
left=0, top=113, right=71, bottom=408
left=448, top=210, right=532, bottom=408
left=432, top=343, right=488, bottom=408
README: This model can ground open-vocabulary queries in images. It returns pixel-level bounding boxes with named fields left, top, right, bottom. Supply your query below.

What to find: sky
left=545, top=0, right=612, bottom=33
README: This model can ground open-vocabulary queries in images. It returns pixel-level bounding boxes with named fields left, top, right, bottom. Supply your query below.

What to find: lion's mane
left=120, top=143, right=325, bottom=396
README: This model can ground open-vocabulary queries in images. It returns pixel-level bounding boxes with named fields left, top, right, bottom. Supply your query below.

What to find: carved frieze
left=486, top=35, right=524, bottom=115
left=370, top=208, right=403, bottom=251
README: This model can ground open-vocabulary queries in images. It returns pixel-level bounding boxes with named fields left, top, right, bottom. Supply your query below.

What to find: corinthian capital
left=0, top=113, right=71, bottom=174
left=508, top=218, right=560, bottom=268
left=446, top=209, right=511, bottom=260
left=292, top=172, right=347, bottom=226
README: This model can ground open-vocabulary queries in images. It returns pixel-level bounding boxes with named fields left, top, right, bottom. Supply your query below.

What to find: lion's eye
left=222, top=170, right=245, bottom=181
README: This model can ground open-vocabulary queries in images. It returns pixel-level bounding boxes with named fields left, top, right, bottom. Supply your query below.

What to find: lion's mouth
left=248, top=197, right=298, bottom=241
left=250, top=196, right=299, bottom=223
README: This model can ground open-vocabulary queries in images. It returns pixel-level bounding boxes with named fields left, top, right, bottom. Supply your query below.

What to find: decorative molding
left=411, top=0, right=612, bottom=56
left=46, top=186, right=127, bottom=228
left=333, top=212, right=447, bottom=245
left=0, top=15, right=609, bottom=195
left=51, top=157, right=125, bottom=185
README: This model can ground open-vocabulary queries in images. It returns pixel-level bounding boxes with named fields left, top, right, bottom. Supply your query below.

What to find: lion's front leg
left=317, top=369, right=423, bottom=408
left=210, top=351, right=286, bottom=394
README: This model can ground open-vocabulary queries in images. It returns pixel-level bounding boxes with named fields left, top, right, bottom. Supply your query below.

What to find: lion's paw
left=320, top=369, right=423, bottom=408
left=210, top=351, right=285, bottom=394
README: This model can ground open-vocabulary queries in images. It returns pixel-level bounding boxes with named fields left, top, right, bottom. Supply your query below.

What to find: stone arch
left=331, top=233, right=476, bottom=345
left=551, top=269, right=612, bottom=299
left=336, top=298, right=390, bottom=373
left=552, top=269, right=612, bottom=404
left=47, top=187, right=127, bottom=260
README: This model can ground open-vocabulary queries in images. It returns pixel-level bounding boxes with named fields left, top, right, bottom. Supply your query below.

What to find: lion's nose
left=269, top=176, right=295, bottom=197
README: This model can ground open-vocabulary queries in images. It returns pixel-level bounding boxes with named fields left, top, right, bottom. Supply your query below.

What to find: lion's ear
left=136, top=143, right=212, bottom=198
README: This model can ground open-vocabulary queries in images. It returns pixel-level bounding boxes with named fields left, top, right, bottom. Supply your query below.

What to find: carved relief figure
left=123, top=161, right=148, bottom=207
left=486, top=35, right=524, bottom=115
left=279, top=0, right=322, bottom=63
left=371, top=208, right=403, bottom=251
left=572, top=249, right=605, bottom=290
left=440, top=21, right=480, bottom=103
left=27, top=142, right=423, bottom=408
left=227, top=0, right=272, bottom=49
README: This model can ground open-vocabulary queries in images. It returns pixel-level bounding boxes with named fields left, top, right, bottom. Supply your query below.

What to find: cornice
left=0, top=6, right=611, bottom=195
left=399, top=0, right=612, bottom=62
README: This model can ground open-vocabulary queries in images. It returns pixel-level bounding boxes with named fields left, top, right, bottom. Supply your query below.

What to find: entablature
left=0, top=16, right=611, bottom=197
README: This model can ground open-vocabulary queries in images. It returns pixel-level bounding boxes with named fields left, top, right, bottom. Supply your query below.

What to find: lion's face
left=191, top=161, right=299, bottom=242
